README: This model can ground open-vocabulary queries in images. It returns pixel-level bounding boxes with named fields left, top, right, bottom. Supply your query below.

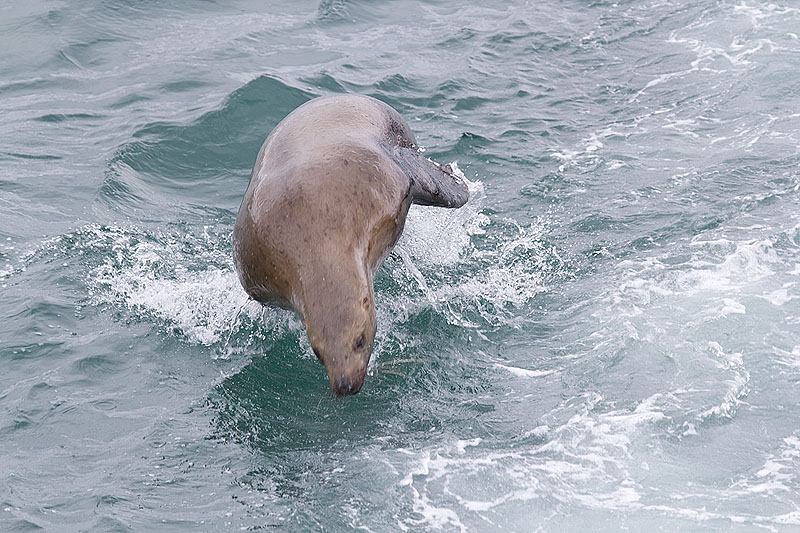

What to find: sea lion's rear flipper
left=392, top=147, right=469, bottom=208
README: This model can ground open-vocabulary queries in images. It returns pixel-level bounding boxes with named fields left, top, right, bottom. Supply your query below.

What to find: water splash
left=64, top=163, right=562, bottom=356
left=396, top=163, right=564, bottom=328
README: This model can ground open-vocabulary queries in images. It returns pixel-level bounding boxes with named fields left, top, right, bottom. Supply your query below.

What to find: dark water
left=2, top=0, right=800, bottom=530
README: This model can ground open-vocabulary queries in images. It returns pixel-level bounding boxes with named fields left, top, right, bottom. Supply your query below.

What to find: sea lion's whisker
left=314, top=387, right=332, bottom=417
left=305, top=379, right=328, bottom=410
left=375, top=368, right=406, bottom=378
left=323, top=392, right=347, bottom=423
left=374, top=358, right=422, bottom=367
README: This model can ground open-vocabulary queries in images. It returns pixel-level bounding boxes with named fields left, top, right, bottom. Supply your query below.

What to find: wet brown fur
left=233, top=95, right=467, bottom=396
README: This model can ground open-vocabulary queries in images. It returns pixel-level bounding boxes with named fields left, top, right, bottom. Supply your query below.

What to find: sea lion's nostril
left=333, top=375, right=361, bottom=396
left=354, top=334, right=365, bottom=350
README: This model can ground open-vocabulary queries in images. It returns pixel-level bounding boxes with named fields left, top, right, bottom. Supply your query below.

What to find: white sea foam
left=399, top=164, right=489, bottom=268
left=72, top=163, right=555, bottom=356
left=393, top=164, right=560, bottom=328
left=696, top=342, right=750, bottom=422
left=733, top=434, right=800, bottom=495
left=584, top=218, right=799, bottom=455
left=391, top=386, right=798, bottom=529
left=391, top=392, right=671, bottom=530
left=397, top=446, right=469, bottom=533
left=762, top=286, right=797, bottom=306
left=54, top=224, right=292, bottom=349
left=95, top=258, right=263, bottom=346
left=607, top=237, right=786, bottom=325
left=494, top=363, right=553, bottom=378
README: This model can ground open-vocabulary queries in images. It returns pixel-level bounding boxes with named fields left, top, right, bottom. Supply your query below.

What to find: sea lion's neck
left=296, top=253, right=372, bottom=326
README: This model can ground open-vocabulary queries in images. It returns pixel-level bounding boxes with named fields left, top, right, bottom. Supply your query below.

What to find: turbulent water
left=2, top=0, right=800, bottom=531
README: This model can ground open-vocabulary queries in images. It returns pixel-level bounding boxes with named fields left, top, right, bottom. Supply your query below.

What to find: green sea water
left=2, top=1, right=800, bottom=531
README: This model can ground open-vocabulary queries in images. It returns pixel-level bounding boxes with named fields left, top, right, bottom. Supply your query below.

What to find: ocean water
left=1, top=0, right=799, bottom=530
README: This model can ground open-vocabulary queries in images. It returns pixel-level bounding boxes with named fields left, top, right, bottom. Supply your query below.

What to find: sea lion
left=233, top=94, right=468, bottom=396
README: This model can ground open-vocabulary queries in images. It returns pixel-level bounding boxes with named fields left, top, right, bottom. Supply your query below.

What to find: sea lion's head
left=301, top=270, right=377, bottom=396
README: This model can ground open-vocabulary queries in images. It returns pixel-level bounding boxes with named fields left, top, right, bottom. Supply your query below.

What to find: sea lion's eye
left=354, top=334, right=365, bottom=350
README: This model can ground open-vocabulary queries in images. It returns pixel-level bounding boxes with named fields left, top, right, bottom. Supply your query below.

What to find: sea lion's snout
left=332, top=372, right=364, bottom=397
left=307, top=305, right=375, bottom=397
left=311, top=338, right=370, bottom=397
left=326, top=357, right=367, bottom=396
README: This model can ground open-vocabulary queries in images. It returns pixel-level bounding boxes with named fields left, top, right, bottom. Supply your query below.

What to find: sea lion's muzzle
left=315, top=351, right=368, bottom=396
left=332, top=372, right=364, bottom=397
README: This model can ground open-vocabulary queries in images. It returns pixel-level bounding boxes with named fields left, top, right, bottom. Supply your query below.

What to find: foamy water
left=2, top=0, right=800, bottom=530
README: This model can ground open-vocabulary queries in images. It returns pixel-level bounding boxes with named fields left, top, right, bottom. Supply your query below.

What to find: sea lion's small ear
left=391, top=146, right=469, bottom=209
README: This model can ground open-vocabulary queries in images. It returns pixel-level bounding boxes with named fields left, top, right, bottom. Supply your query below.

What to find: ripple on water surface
left=3, top=0, right=800, bottom=529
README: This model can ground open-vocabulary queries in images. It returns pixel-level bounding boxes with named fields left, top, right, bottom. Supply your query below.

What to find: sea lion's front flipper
left=391, top=147, right=469, bottom=208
